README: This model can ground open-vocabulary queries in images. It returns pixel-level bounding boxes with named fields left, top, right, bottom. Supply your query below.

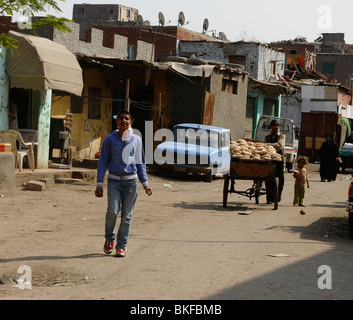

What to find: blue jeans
left=105, top=178, right=138, bottom=250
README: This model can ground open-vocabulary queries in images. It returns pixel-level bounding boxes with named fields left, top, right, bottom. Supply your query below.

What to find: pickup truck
left=255, top=116, right=298, bottom=172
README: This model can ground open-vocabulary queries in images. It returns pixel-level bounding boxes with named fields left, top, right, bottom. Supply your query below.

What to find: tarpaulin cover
left=6, top=31, right=83, bottom=96
left=154, top=61, right=216, bottom=77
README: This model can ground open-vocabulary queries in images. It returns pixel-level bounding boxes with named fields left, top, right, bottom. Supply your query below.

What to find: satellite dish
left=219, top=31, right=227, bottom=40
left=136, top=15, right=144, bottom=26
left=178, top=11, right=185, bottom=26
left=158, top=12, right=165, bottom=26
left=203, top=18, right=209, bottom=33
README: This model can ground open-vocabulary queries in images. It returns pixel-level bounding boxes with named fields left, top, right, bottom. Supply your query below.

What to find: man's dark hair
left=117, top=110, right=132, bottom=118
left=113, top=110, right=133, bottom=121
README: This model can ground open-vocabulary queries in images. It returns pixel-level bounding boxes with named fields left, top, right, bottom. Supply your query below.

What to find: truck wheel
left=286, top=161, right=294, bottom=172
left=205, top=170, right=213, bottom=182
left=349, top=212, right=353, bottom=238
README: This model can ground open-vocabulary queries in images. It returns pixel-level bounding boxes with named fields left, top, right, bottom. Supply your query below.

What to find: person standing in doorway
left=95, top=111, right=152, bottom=257
left=264, top=118, right=286, bottom=204
left=318, top=132, right=340, bottom=182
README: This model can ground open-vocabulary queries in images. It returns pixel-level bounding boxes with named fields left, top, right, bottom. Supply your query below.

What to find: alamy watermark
left=128, top=121, right=229, bottom=175
left=10, top=264, right=333, bottom=291
left=17, top=5, right=33, bottom=30
left=317, top=5, right=332, bottom=30
left=317, top=265, right=332, bottom=290
left=16, top=1, right=53, bottom=30
left=17, top=265, right=32, bottom=289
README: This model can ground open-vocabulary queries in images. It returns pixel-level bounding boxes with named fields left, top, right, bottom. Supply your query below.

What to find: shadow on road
left=204, top=216, right=353, bottom=299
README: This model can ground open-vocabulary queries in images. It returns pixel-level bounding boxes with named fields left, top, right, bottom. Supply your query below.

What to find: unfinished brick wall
left=92, top=25, right=216, bottom=61
left=0, top=16, right=19, bottom=34
left=53, top=22, right=128, bottom=58
left=94, top=26, right=177, bottom=61
left=1, top=17, right=153, bottom=60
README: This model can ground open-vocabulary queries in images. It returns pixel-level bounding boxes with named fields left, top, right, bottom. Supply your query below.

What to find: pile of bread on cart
left=230, top=139, right=282, bottom=162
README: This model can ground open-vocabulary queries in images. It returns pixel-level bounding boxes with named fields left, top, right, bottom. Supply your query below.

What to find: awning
left=5, top=31, right=83, bottom=96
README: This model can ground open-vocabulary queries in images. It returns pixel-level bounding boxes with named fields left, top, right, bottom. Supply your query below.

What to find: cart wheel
left=349, top=212, right=353, bottom=238
left=254, top=181, right=262, bottom=204
left=223, top=175, right=230, bottom=207
left=273, top=177, right=279, bottom=210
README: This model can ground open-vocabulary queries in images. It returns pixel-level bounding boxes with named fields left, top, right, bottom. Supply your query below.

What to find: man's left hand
left=144, top=186, right=152, bottom=196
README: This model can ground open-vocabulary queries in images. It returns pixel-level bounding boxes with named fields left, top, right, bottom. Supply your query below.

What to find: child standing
left=293, top=157, right=309, bottom=207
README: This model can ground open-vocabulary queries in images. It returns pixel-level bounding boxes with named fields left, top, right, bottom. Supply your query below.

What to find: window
left=229, top=55, right=246, bottom=66
left=80, top=7, right=84, bottom=14
left=127, top=44, right=135, bottom=60
left=221, top=132, right=231, bottom=148
left=88, top=87, right=101, bottom=119
left=222, top=79, right=238, bottom=94
left=322, top=63, right=335, bottom=74
left=270, top=61, right=276, bottom=75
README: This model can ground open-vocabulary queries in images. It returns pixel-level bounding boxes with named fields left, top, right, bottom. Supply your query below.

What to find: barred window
left=70, top=95, right=84, bottom=113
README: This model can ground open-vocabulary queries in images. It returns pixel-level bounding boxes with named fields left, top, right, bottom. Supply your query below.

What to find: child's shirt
left=294, top=166, right=307, bottom=187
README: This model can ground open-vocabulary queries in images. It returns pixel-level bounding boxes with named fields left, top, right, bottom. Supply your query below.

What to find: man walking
left=95, top=111, right=152, bottom=257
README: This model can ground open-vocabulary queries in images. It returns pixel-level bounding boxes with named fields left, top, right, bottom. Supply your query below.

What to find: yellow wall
left=51, top=68, right=114, bottom=159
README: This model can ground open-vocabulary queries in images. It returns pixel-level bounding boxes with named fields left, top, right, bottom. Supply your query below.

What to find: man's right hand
left=95, top=187, right=103, bottom=198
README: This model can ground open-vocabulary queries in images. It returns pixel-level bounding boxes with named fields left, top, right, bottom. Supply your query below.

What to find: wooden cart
left=223, top=158, right=279, bottom=210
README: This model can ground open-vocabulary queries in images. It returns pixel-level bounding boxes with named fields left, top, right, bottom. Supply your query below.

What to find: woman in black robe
left=318, top=132, right=340, bottom=182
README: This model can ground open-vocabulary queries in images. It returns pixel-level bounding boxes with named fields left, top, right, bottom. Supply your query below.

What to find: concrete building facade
left=316, top=33, right=353, bottom=87
left=178, top=40, right=285, bottom=81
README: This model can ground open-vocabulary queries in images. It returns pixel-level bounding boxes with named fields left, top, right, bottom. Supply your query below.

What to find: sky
left=13, top=0, right=353, bottom=44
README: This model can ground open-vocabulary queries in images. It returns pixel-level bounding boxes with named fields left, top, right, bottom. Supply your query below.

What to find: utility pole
left=124, top=79, right=130, bottom=112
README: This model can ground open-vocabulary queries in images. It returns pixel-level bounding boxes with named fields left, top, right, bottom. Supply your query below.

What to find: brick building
left=0, top=16, right=18, bottom=34
left=72, top=3, right=138, bottom=40
left=269, top=38, right=316, bottom=72
left=316, top=33, right=353, bottom=87
left=91, top=25, right=220, bottom=62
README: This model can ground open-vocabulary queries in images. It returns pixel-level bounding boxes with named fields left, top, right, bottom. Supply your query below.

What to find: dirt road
left=1, top=164, right=353, bottom=300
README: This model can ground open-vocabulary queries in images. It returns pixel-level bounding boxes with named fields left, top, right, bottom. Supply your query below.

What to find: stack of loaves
left=230, top=139, right=282, bottom=161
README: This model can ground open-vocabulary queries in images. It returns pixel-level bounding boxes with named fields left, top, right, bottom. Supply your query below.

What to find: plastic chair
left=0, top=130, right=35, bottom=171
left=18, top=129, right=38, bottom=168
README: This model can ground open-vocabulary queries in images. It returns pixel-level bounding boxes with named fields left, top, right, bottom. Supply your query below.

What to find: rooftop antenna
left=219, top=31, right=227, bottom=40
left=178, top=11, right=185, bottom=27
left=203, top=18, right=209, bottom=33
left=136, top=14, right=144, bottom=26
left=158, top=12, right=165, bottom=26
